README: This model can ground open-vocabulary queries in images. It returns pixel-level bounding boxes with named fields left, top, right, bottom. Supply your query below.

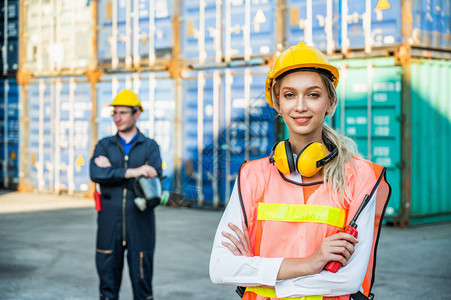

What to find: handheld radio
left=324, top=194, right=371, bottom=273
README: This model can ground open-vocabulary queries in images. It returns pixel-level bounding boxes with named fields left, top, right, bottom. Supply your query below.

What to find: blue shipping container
left=26, top=77, right=92, bottom=194
left=224, top=0, right=276, bottom=61
left=181, top=0, right=276, bottom=65
left=0, top=78, right=19, bottom=188
left=181, top=69, right=218, bottom=205
left=286, top=0, right=340, bottom=53
left=181, top=0, right=221, bottom=65
left=286, top=0, right=449, bottom=53
left=97, top=0, right=173, bottom=68
left=181, top=66, right=276, bottom=207
left=411, top=0, right=451, bottom=49
left=0, top=0, right=19, bottom=74
left=96, top=72, right=176, bottom=192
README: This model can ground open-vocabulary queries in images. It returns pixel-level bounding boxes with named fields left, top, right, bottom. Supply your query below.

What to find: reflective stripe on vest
left=246, top=287, right=323, bottom=300
left=257, top=203, right=346, bottom=228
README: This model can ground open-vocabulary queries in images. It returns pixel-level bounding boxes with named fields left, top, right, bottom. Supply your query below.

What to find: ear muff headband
left=316, top=147, right=338, bottom=167
left=284, top=141, right=295, bottom=173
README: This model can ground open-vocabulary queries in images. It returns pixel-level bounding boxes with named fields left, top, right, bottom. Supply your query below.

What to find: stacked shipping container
left=97, top=0, right=173, bottom=69
left=17, top=1, right=97, bottom=195
left=285, top=0, right=450, bottom=54
left=22, top=77, right=92, bottom=194
left=0, top=0, right=19, bottom=188
left=7, top=0, right=451, bottom=224
left=180, top=67, right=275, bottom=206
left=94, top=0, right=178, bottom=199
left=21, top=1, right=96, bottom=76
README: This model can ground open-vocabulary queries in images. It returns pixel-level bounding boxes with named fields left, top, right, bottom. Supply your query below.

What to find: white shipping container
left=21, top=0, right=95, bottom=76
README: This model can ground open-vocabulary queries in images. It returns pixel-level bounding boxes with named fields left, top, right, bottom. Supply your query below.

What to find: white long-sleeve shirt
left=210, top=172, right=376, bottom=298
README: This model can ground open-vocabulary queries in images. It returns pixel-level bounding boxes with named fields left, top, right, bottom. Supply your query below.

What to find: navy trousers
left=96, top=231, right=155, bottom=300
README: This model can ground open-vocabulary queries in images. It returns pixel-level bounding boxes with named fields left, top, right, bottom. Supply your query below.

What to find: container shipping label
left=96, top=72, right=176, bottom=191
left=27, top=78, right=92, bottom=193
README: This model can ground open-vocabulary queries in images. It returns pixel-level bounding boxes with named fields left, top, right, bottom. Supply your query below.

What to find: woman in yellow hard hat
left=209, top=43, right=391, bottom=300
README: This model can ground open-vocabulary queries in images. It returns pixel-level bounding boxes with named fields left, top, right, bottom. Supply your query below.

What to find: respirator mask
left=133, top=177, right=169, bottom=211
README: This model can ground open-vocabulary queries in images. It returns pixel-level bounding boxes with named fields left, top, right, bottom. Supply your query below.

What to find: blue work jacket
left=90, top=131, right=162, bottom=251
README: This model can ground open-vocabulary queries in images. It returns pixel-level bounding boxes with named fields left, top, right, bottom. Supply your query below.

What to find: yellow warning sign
left=76, top=154, right=85, bottom=166
left=9, top=150, right=17, bottom=160
left=376, top=0, right=390, bottom=9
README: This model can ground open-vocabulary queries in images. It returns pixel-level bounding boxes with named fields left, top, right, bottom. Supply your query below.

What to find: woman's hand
left=277, top=231, right=358, bottom=280
left=308, top=231, right=358, bottom=274
left=221, top=221, right=253, bottom=257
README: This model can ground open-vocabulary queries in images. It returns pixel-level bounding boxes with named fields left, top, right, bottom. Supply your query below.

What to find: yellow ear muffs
left=296, top=142, right=328, bottom=177
left=271, top=140, right=295, bottom=174
left=270, top=140, right=338, bottom=176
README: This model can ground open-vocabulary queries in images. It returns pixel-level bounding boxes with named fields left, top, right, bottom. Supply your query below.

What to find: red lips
left=293, top=116, right=312, bottom=125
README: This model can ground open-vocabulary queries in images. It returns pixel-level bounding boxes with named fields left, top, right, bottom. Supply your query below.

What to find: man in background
left=90, top=89, right=162, bottom=300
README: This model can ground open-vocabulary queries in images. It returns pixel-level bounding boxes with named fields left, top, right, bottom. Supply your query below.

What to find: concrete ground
left=0, top=190, right=450, bottom=300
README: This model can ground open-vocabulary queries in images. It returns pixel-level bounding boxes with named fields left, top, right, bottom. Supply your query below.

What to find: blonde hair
left=273, top=71, right=361, bottom=202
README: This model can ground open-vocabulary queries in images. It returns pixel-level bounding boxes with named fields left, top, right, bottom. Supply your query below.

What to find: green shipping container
left=281, top=57, right=451, bottom=225
left=409, top=59, right=451, bottom=225
left=332, top=57, right=402, bottom=224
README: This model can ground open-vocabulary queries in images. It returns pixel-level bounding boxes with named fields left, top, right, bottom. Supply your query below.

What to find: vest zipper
left=116, top=136, right=139, bottom=248
left=140, top=251, right=144, bottom=279
left=122, top=154, right=129, bottom=247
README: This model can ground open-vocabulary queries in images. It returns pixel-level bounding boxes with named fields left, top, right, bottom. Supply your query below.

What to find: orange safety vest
left=236, top=157, right=391, bottom=300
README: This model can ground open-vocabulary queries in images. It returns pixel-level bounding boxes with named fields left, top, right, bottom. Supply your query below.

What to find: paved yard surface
left=1, top=190, right=450, bottom=299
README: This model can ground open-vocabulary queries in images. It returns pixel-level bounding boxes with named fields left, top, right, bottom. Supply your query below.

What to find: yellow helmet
left=265, top=42, right=339, bottom=108
left=111, top=89, right=144, bottom=112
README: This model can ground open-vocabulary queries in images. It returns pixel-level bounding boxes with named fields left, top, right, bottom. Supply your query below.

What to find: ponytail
left=322, top=124, right=360, bottom=204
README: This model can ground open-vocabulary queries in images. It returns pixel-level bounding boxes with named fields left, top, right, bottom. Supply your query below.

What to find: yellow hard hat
left=265, top=42, right=339, bottom=108
left=111, top=89, right=144, bottom=111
